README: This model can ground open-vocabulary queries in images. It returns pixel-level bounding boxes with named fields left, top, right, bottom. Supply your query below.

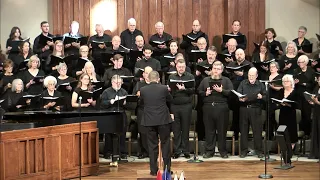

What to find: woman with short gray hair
left=278, top=41, right=299, bottom=75
left=41, top=76, right=62, bottom=111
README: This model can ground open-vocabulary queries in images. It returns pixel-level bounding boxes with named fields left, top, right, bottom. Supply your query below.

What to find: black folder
left=135, top=68, right=144, bottom=78
left=90, top=40, right=112, bottom=48
left=126, top=95, right=138, bottom=102
left=78, top=87, right=103, bottom=101
left=297, top=44, right=313, bottom=53
left=18, top=59, right=30, bottom=71
left=50, top=54, right=75, bottom=66
left=196, top=64, right=211, bottom=74
left=120, top=75, right=134, bottom=82
left=16, top=94, right=41, bottom=106
left=222, top=34, right=245, bottom=44
left=101, top=51, right=127, bottom=66
left=10, top=38, right=30, bottom=52
left=168, top=79, right=195, bottom=91
left=182, top=33, right=205, bottom=43
left=216, top=53, right=235, bottom=64
left=57, top=82, right=74, bottom=92
left=225, top=64, right=250, bottom=72
left=76, top=58, right=90, bottom=70
left=41, top=96, right=64, bottom=106
left=64, top=36, right=88, bottom=45
left=128, top=50, right=143, bottom=61
left=39, top=34, right=63, bottom=46
left=149, top=39, right=172, bottom=47
left=91, top=81, right=104, bottom=89
left=33, top=76, right=44, bottom=84
left=294, top=72, right=308, bottom=85
left=209, top=79, right=222, bottom=89
left=253, top=59, right=276, bottom=67
left=189, top=50, right=207, bottom=62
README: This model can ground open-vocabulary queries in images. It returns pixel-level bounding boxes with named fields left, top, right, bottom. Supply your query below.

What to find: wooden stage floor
left=80, top=160, right=319, bottom=180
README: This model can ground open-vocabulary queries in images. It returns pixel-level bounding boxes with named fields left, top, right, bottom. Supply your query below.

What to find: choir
left=0, top=19, right=320, bottom=164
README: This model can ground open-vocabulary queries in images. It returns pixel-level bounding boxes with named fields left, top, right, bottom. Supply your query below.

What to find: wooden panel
left=0, top=122, right=98, bottom=180
left=51, top=0, right=265, bottom=54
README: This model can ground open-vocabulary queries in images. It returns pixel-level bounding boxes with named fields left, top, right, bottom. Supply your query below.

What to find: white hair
left=155, top=21, right=164, bottom=28
left=285, top=41, right=298, bottom=55
left=57, top=62, right=67, bottom=72
left=43, top=76, right=57, bottom=88
left=298, top=55, right=309, bottom=65
left=282, top=74, right=295, bottom=89
left=11, top=79, right=24, bottom=92
left=128, top=18, right=136, bottom=25
left=84, top=61, right=97, bottom=79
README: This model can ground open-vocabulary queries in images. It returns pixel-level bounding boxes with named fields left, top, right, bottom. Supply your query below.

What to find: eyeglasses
left=81, top=51, right=88, bottom=52
left=297, top=61, right=305, bottom=64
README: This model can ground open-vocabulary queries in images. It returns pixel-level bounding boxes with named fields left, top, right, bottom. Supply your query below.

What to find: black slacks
left=239, top=106, right=263, bottom=155
left=171, top=103, right=192, bottom=154
left=202, top=103, right=229, bottom=155
left=137, top=108, right=148, bottom=154
left=147, top=123, right=171, bottom=173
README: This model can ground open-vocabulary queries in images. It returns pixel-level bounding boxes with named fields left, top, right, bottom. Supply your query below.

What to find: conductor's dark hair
left=265, top=28, right=277, bottom=38
left=232, top=20, right=241, bottom=25
left=9, top=26, right=22, bottom=40
left=41, top=21, right=49, bottom=26
left=143, top=44, right=153, bottom=52
left=148, top=71, right=159, bottom=82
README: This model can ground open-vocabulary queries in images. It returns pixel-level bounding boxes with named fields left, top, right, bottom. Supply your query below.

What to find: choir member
left=20, top=55, right=45, bottom=95
left=267, top=62, right=283, bottom=139
left=100, top=75, right=128, bottom=159
left=75, top=45, right=93, bottom=77
left=168, top=53, right=192, bottom=73
left=198, top=61, right=233, bottom=158
left=0, top=45, right=5, bottom=71
left=134, top=35, right=144, bottom=51
left=196, top=46, right=218, bottom=77
left=0, top=60, right=15, bottom=96
left=227, top=49, right=254, bottom=140
left=169, top=59, right=195, bottom=159
left=221, top=38, right=237, bottom=63
left=41, top=76, right=62, bottom=111
left=252, top=41, right=274, bottom=80
left=102, top=54, right=132, bottom=88
left=275, top=74, right=299, bottom=164
left=278, top=41, right=299, bottom=75
left=308, top=74, right=320, bottom=159
left=237, top=67, right=266, bottom=158
left=14, top=41, right=32, bottom=73
left=132, top=66, right=153, bottom=159
left=311, top=38, right=320, bottom=73
left=6, top=79, right=30, bottom=112
left=57, top=63, right=75, bottom=111
left=45, top=40, right=64, bottom=75
left=294, top=55, right=315, bottom=137
left=88, top=24, right=111, bottom=60
left=293, top=26, right=311, bottom=56
left=63, top=21, right=83, bottom=57
left=6, top=26, right=23, bottom=61
left=222, top=20, right=247, bottom=50
left=135, top=44, right=161, bottom=73
left=81, top=61, right=100, bottom=82
left=71, top=73, right=96, bottom=109
left=264, top=28, right=283, bottom=58
left=149, top=22, right=172, bottom=58
left=33, top=21, right=54, bottom=60
left=120, top=18, right=143, bottom=49
left=180, top=20, right=209, bottom=62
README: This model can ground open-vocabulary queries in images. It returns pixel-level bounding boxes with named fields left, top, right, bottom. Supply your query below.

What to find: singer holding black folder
left=63, top=21, right=83, bottom=57
left=197, top=61, right=233, bottom=158
left=221, top=20, right=247, bottom=51
left=20, top=55, right=45, bottom=95
left=168, top=59, right=195, bottom=159
left=100, top=75, right=128, bottom=159
left=293, top=55, right=315, bottom=137
left=6, top=26, right=24, bottom=61
left=57, top=63, right=75, bottom=111
left=40, top=76, right=62, bottom=111
left=0, top=60, right=15, bottom=96
left=278, top=41, right=299, bottom=75
left=13, top=41, right=33, bottom=73
left=149, top=22, right=172, bottom=59
left=252, top=41, right=274, bottom=80
left=264, top=28, right=283, bottom=58
left=33, top=21, right=54, bottom=60
left=45, top=40, right=65, bottom=76
left=293, top=26, right=311, bottom=56
left=5, top=79, right=29, bottom=112
left=71, top=74, right=96, bottom=110
left=120, top=18, right=143, bottom=50
left=134, top=45, right=161, bottom=73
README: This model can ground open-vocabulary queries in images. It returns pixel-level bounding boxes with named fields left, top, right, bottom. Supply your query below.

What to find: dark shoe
left=247, top=151, right=256, bottom=156
left=138, top=153, right=148, bottom=159
left=203, top=152, right=214, bottom=158
left=150, top=171, right=157, bottom=176
left=240, top=154, right=247, bottom=158
left=221, top=154, right=229, bottom=159
left=120, top=154, right=127, bottom=159
left=172, top=152, right=181, bottom=159
left=103, top=153, right=111, bottom=159
left=184, top=153, right=191, bottom=159
left=257, top=154, right=264, bottom=158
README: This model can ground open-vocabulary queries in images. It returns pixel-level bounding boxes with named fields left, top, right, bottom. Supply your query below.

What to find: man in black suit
left=140, top=71, right=173, bottom=176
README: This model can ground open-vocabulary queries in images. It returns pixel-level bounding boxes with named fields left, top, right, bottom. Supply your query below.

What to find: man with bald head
left=63, top=21, right=84, bottom=57
left=236, top=67, right=266, bottom=158
left=135, top=35, right=144, bottom=51
left=133, top=66, right=153, bottom=159
left=222, top=38, right=238, bottom=63
left=120, top=18, right=143, bottom=49
left=149, top=22, right=173, bottom=58
left=227, top=48, right=253, bottom=141
left=180, top=20, right=209, bottom=64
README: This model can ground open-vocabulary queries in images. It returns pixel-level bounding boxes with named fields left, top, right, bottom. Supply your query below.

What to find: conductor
left=140, top=71, right=173, bottom=176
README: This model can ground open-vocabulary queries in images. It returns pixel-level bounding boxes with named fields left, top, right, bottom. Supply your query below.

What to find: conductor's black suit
left=140, top=82, right=173, bottom=173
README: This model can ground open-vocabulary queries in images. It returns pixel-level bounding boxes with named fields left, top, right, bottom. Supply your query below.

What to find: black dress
left=310, top=86, right=320, bottom=159
left=73, top=87, right=96, bottom=110
left=5, top=91, right=27, bottom=112
left=277, top=89, right=299, bottom=143
left=278, top=55, right=298, bottom=75
left=12, top=53, right=32, bottom=73
left=20, top=69, right=45, bottom=95
left=6, top=38, right=23, bottom=61
left=57, top=76, right=75, bottom=111
left=251, top=52, right=274, bottom=80
left=0, top=74, right=15, bottom=96
left=40, top=90, right=62, bottom=111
